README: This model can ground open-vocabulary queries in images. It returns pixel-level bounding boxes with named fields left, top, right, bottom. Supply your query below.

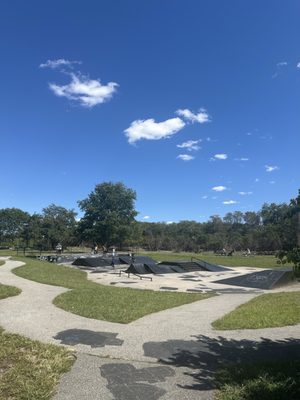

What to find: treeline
left=136, top=204, right=297, bottom=252
left=0, top=183, right=299, bottom=253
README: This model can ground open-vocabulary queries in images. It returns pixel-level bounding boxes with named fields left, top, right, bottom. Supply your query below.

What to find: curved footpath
left=1, top=257, right=299, bottom=400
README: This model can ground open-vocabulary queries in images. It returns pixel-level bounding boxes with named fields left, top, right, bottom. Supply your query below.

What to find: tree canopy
left=78, top=182, right=137, bottom=248
left=0, top=186, right=299, bottom=253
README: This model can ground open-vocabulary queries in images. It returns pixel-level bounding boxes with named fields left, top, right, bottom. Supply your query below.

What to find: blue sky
left=1, top=0, right=299, bottom=222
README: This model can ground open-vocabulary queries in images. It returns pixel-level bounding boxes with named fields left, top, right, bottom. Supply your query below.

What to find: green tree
left=0, top=208, right=30, bottom=245
left=78, top=182, right=137, bottom=248
left=289, top=189, right=300, bottom=246
left=41, top=204, right=77, bottom=250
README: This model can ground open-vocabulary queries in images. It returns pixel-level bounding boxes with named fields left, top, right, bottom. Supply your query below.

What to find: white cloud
left=269, top=181, right=276, bottom=184
left=255, top=178, right=259, bottom=182
left=265, top=165, right=279, bottom=172
left=272, top=62, right=288, bottom=78
left=297, top=62, right=300, bottom=69
left=40, top=59, right=81, bottom=69
left=49, top=73, right=118, bottom=108
left=176, top=108, right=210, bottom=124
left=214, top=153, right=228, bottom=160
left=177, top=154, right=194, bottom=161
left=166, top=221, right=174, bottom=224
left=246, top=132, right=252, bottom=136
left=276, top=61, right=288, bottom=67
left=143, top=216, right=150, bottom=220
left=125, top=117, right=185, bottom=144
left=177, top=139, right=201, bottom=151
left=238, top=191, right=253, bottom=196
left=202, top=195, right=208, bottom=199
left=223, top=200, right=238, bottom=205
left=235, top=157, right=249, bottom=161
left=212, top=186, right=227, bottom=192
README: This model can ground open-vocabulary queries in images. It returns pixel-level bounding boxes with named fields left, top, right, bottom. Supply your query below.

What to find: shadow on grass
left=143, top=335, right=300, bottom=398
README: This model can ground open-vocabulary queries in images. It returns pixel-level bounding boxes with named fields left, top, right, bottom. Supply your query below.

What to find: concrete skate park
left=0, top=254, right=299, bottom=400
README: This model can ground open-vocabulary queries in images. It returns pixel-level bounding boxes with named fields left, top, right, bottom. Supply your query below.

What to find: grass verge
left=0, top=283, right=21, bottom=299
left=0, top=260, right=5, bottom=267
left=13, top=257, right=212, bottom=324
left=216, top=359, right=300, bottom=400
left=0, top=327, right=75, bottom=400
left=212, top=291, right=300, bottom=330
left=140, top=251, right=291, bottom=268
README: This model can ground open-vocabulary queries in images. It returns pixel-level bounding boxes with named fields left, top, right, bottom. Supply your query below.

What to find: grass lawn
left=0, top=249, right=17, bottom=257
left=212, top=291, right=300, bottom=330
left=0, top=283, right=21, bottom=299
left=139, top=251, right=290, bottom=268
left=0, top=260, right=5, bottom=267
left=13, top=257, right=212, bottom=324
left=216, top=359, right=300, bottom=400
left=0, top=280, right=74, bottom=399
left=0, top=327, right=75, bottom=400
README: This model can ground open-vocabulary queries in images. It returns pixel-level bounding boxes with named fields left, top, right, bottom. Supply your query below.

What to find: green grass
left=0, top=260, right=5, bottom=267
left=212, top=292, right=300, bottom=330
left=13, top=257, right=212, bottom=324
left=0, top=327, right=75, bottom=400
left=139, top=251, right=290, bottom=268
left=0, top=283, right=21, bottom=299
left=0, top=249, right=17, bottom=257
left=216, top=359, right=300, bottom=400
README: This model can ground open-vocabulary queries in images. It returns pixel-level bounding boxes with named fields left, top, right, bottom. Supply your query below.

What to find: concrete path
left=0, top=257, right=299, bottom=400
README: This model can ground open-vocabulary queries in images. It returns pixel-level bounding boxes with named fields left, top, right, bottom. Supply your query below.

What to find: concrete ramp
left=147, top=264, right=176, bottom=274
left=158, top=260, right=229, bottom=273
left=214, top=268, right=294, bottom=290
left=72, top=257, right=113, bottom=268
left=119, top=255, right=157, bottom=267
left=125, top=263, right=152, bottom=275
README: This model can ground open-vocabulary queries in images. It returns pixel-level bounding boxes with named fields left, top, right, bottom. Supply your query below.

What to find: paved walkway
left=0, top=257, right=299, bottom=399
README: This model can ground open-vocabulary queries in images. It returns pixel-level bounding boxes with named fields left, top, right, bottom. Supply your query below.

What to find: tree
left=0, top=208, right=30, bottom=245
left=41, top=204, right=77, bottom=249
left=289, top=189, right=300, bottom=246
left=78, top=182, right=137, bottom=248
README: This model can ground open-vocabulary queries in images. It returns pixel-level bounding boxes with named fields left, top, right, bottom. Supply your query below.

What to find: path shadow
left=54, top=329, right=123, bottom=348
left=100, top=363, right=175, bottom=400
left=143, top=335, right=300, bottom=391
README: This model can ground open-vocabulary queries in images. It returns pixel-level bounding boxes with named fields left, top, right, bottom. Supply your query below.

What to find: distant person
left=55, top=243, right=62, bottom=255
left=94, top=244, right=98, bottom=254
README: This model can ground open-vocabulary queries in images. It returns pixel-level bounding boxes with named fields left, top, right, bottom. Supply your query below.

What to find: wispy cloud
left=177, top=139, right=201, bottom=151
left=213, top=153, right=228, bottom=160
left=39, top=58, right=81, bottom=69
left=269, top=181, right=276, bottom=184
left=142, top=215, right=150, bottom=220
left=277, top=61, right=288, bottom=67
left=177, top=154, right=194, bottom=161
left=297, top=62, right=300, bottom=69
left=176, top=108, right=210, bottom=124
left=254, top=178, right=259, bottom=182
left=272, top=61, right=288, bottom=78
left=238, top=191, right=253, bottom=196
left=49, top=73, right=118, bottom=108
left=212, top=186, right=227, bottom=192
left=235, top=157, right=249, bottom=161
left=125, top=117, right=185, bottom=144
left=265, top=165, right=279, bottom=172
left=202, top=195, right=208, bottom=199
left=41, top=59, right=118, bottom=107
left=223, top=200, right=238, bottom=205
